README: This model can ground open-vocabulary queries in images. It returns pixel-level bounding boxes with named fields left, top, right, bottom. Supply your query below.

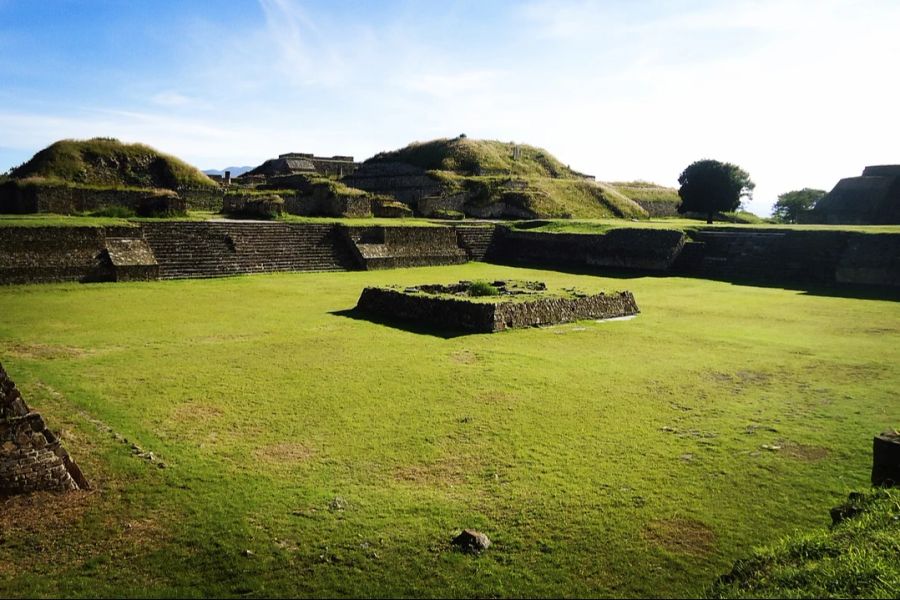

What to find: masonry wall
left=345, top=226, right=468, bottom=269
left=0, top=182, right=187, bottom=215
left=0, top=363, right=88, bottom=495
left=494, top=228, right=686, bottom=271
left=0, top=225, right=143, bottom=284
left=356, top=288, right=640, bottom=333
left=490, top=292, right=639, bottom=331
left=632, top=199, right=680, bottom=218
left=678, top=229, right=900, bottom=287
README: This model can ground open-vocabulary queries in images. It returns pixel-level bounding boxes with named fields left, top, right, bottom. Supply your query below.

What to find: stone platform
left=355, top=279, right=639, bottom=333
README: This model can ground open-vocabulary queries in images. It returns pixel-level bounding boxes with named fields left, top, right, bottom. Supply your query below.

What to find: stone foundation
left=345, top=226, right=468, bottom=269
left=0, top=363, right=88, bottom=495
left=355, top=280, right=639, bottom=333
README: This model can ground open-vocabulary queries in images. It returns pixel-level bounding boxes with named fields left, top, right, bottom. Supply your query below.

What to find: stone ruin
left=808, top=165, right=900, bottom=224
left=0, top=363, right=88, bottom=495
left=355, top=279, right=639, bottom=333
left=239, top=152, right=360, bottom=181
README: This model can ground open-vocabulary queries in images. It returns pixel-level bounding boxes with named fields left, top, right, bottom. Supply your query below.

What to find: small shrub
left=468, top=280, right=500, bottom=297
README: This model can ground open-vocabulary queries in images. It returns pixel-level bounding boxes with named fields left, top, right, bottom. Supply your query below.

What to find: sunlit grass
left=0, top=263, right=897, bottom=597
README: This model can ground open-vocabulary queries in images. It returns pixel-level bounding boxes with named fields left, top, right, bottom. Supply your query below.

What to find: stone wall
left=342, top=162, right=443, bottom=205
left=678, top=229, right=900, bottom=287
left=0, top=363, right=88, bottom=495
left=2, top=221, right=899, bottom=289
left=356, top=287, right=639, bottom=333
left=418, top=194, right=467, bottom=217
left=283, top=191, right=372, bottom=218
left=0, top=225, right=145, bottom=285
left=632, top=199, right=681, bottom=218
left=344, top=226, right=468, bottom=269
left=494, top=227, right=686, bottom=271
left=452, top=224, right=499, bottom=261
left=103, top=238, right=159, bottom=282
left=178, top=187, right=225, bottom=211
left=0, top=181, right=186, bottom=216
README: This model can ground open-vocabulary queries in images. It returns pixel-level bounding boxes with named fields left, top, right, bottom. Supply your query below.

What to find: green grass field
left=0, top=264, right=898, bottom=598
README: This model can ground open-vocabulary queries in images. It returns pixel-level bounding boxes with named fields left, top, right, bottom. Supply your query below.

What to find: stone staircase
left=141, top=222, right=357, bottom=279
left=453, top=224, right=498, bottom=261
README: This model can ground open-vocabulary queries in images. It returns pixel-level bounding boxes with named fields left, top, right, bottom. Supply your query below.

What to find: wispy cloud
left=1, top=0, right=899, bottom=215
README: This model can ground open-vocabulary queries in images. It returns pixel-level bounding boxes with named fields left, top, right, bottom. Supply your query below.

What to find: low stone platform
left=355, top=279, right=639, bottom=333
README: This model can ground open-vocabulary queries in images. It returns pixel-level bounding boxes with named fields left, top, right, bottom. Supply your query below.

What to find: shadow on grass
left=487, top=258, right=900, bottom=302
left=329, top=308, right=475, bottom=339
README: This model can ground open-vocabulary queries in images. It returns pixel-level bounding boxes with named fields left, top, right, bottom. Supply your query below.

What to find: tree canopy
left=677, top=159, right=755, bottom=223
left=771, top=188, right=825, bottom=223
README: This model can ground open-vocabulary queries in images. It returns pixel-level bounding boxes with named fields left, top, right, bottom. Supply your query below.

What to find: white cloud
left=150, top=91, right=196, bottom=108
left=2, top=0, right=899, bottom=216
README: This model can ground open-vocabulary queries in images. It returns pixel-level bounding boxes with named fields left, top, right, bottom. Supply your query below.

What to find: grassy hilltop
left=365, top=137, right=651, bottom=219
left=8, top=138, right=216, bottom=190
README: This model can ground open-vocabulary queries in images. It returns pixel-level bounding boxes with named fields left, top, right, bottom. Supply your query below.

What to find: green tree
left=677, top=159, right=755, bottom=224
left=771, top=188, right=825, bottom=223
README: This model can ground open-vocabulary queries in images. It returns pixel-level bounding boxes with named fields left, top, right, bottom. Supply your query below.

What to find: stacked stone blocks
left=0, top=363, right=88, bottom=495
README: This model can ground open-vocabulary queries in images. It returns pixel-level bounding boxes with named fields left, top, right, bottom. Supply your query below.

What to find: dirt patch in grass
left=476, top=390, right=518, bottom=405
left=643, top=518, right=716, bottom=556
left=451, top=350, right=477, bottom=364
left=394, top=456, right=474, bottom=486
left=172, top=402, right=225, bottom=423
left=2, top=342, right=96, bottom=360
left=253, top=442, right=313, bottom=463
left=778, top=440, right=829, bottom=461
left=0, top=489, right=97, bottom=534
left=0, top=490, right=170, bottom=579
left=709, top=370, right=772, bottom=386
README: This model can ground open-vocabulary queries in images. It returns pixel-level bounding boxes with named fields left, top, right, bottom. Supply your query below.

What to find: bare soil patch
left=779, top=440, right=830, bottom=461
left=2, top=342, right=95, bottom=360
left=253, top=442, right=313, bottom=463
left=643, top=518, right=716, bottom=556
left=451, top=350, right=477, bottom=364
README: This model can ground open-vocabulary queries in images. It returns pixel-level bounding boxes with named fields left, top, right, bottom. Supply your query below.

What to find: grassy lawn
left=0, top=264, right=897, bottom=597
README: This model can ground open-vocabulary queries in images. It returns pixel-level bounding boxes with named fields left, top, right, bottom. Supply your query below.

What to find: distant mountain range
left=202, top=166, right=254, bottom=177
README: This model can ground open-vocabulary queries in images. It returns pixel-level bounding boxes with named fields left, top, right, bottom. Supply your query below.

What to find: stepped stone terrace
left=355, top=279, right=640, bottom=333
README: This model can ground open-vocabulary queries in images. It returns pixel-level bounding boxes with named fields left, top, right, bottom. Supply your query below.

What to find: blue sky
left=2, top=0, right=899, bottom=215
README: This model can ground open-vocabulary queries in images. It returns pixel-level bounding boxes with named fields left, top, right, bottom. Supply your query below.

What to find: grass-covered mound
left=368, top=137, right=578, bottom=178
left=363, top=137, right=648, bottom=219
left=8, top=138, right=216, bottom=190
left=709, top=488, right=900, bottom=599
left=607, top=181, right=681, bottom=218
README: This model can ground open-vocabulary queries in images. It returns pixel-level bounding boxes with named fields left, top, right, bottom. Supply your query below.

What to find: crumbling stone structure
left=241, top=153, right=360, bottom=180
left=344, top=226, right=468, bottom=269
left=342, top=162, right=444, bottom=205
left=0, top=181, right=186, bottom=216
left=807, top=165, right=900, bottom=224
left=0, top=363, right=88, bottom=495
left=356, top=280, right=639, bottom=333
left=0, top=225, right=157, bottom=284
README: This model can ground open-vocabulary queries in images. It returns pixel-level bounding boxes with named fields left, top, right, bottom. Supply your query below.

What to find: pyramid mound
left=366, top=137, right=580, bottom=178
left=345, top=136, right=647, bottom=219
left=810, top=165, right=900, bottom=224
left=9, top=138, right=216, bottom=190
